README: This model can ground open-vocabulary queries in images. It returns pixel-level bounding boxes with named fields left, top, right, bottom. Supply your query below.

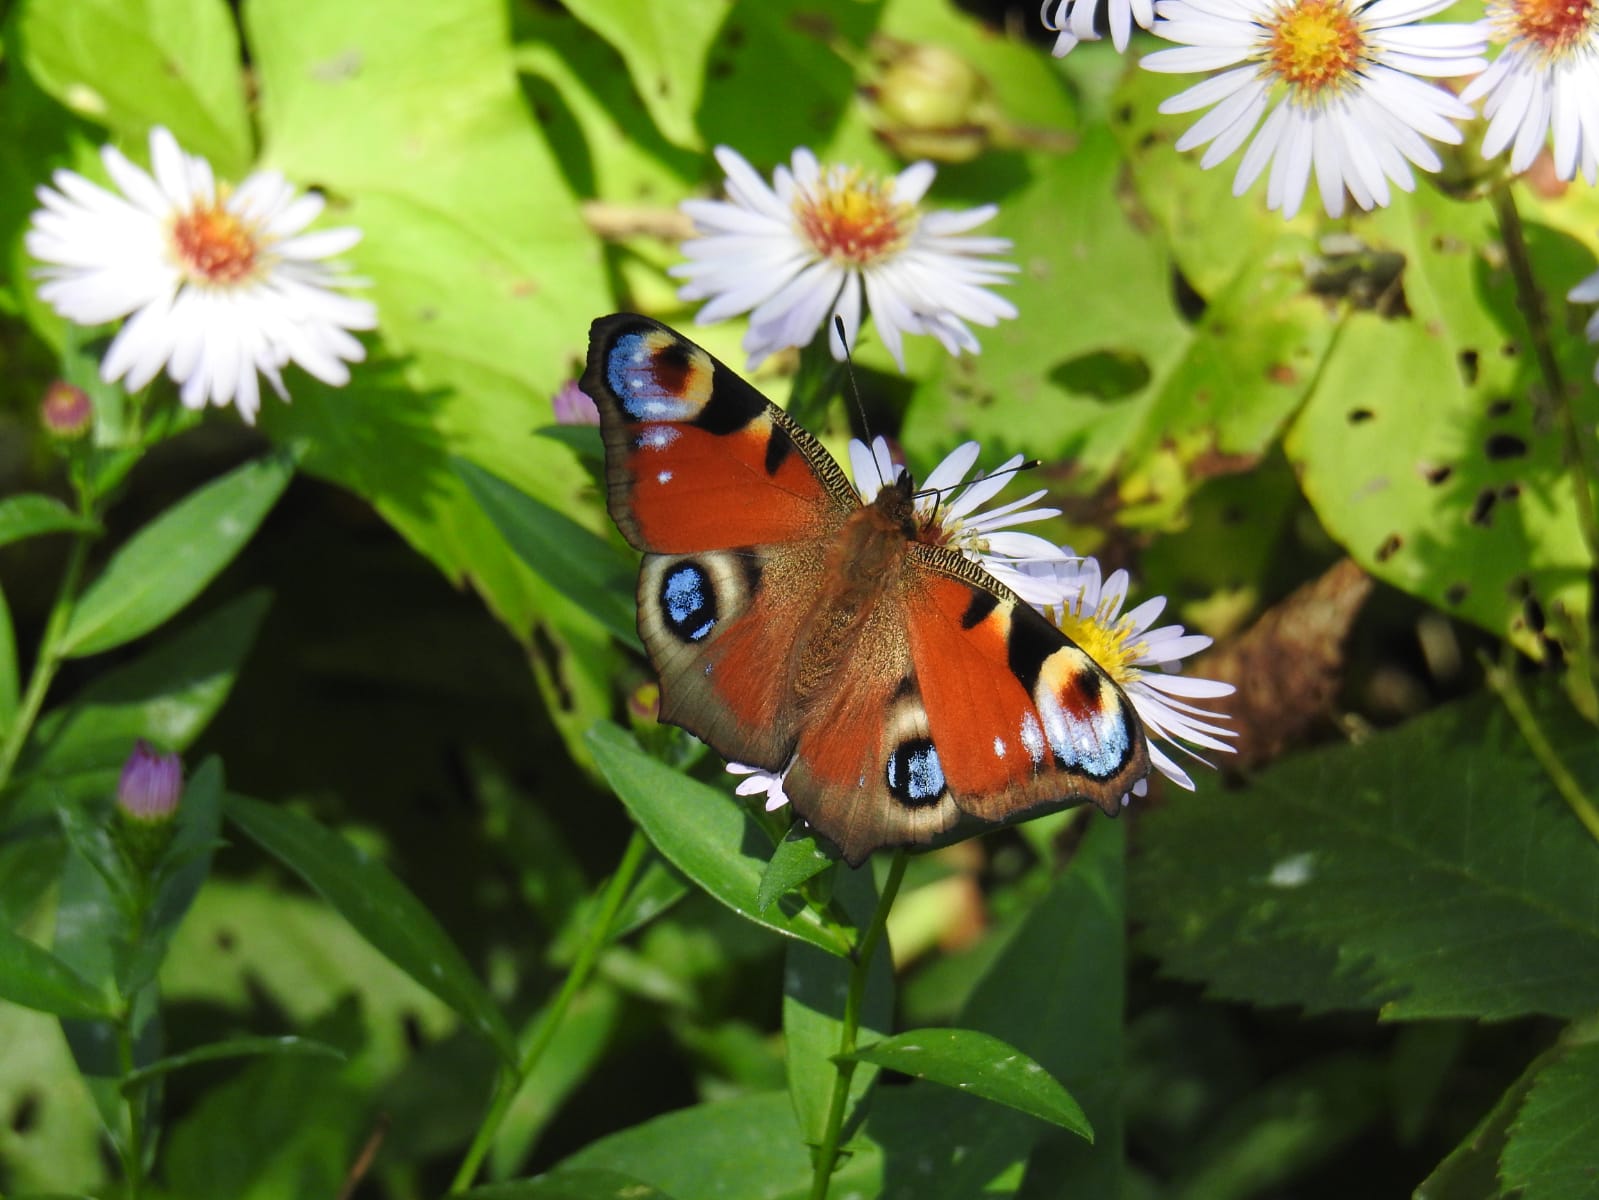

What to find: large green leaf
left=0, top=1004, right=107, bottom=1193
left=1502, top=1037, right=1599, bottom=1200
left=586, top=723, right=853, bottom=957
left=1285, top=185, right=1597, bottom=657
left=15, top=0, right=252, bottom=173
left=1134, top=686, right=1599, bottom=1019
left=560, top=0, right=732, bottom=151
left=223, top=793, right=515, bottom=1060
left=844, top=1027, right=1091, bottom=1137
left=10, top=590, right=269, bottom=817
left=60, top=454, right=292, bottom=658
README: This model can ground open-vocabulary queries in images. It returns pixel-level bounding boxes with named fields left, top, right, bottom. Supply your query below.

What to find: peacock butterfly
left=582, top=314, right=1150, bottom=866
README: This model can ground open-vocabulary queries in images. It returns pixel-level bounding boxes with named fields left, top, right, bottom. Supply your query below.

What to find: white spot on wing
left=993, top=736, right=1007, bottom=758
left=656, top=470, right=673, bottom=484
left=1019, top=713, right=1045, bottom=766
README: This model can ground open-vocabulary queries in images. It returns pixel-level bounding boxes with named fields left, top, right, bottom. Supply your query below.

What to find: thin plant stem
left=116, top=1008, right=146, bottom=1200
left=0, top=529, right=91, bottom=796
left=1483, top=651, right=1599, bottom=846
left=808, top=849, right=909, bottom=1200
left=449, top=827, right=651, bottom=1194
left=1491, top=185, right=1599, bottom=579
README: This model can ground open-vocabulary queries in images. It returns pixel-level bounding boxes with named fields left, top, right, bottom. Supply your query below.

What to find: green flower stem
left=449, top=827, right=650, bottom=1194
left=116, top=1006, right=147, bottom=1200
left=808, top=849, right=909, bottom=1200
left=0, top=525, right=92, bottom=798
left=1490, top=185, right=1599, bottom=592
left=1484, top=653, right=1599, bottom=846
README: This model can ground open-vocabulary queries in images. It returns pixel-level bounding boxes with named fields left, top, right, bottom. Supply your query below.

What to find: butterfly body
left=584, top=314, right=1149, bottom=865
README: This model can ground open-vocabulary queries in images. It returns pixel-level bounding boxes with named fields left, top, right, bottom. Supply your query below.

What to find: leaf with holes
left=1285, top=186, right=1597, bottom=659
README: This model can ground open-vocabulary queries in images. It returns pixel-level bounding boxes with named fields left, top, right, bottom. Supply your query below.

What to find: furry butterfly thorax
left=582, top=313, right=1150, bottom=866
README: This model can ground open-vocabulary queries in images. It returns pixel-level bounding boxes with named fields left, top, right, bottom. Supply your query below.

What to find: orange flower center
left=1264, top=0, right=1367, bottom=91
left=794, top=170, right=914, bottom=267
left=170, top=205, right=259, bottom=285
left=1499, top=0, right=1596, bottom=54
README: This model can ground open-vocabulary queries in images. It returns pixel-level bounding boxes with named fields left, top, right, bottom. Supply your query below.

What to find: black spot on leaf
left=1484, top=433, right=1528, bottom=460
left=1469, top=488, right=1498, bottom=527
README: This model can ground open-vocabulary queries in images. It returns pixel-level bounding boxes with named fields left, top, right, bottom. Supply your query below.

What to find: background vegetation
left=0, top=0, right=1596, bottom=1197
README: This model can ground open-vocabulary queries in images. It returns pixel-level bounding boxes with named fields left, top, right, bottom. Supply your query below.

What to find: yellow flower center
left=170, top=204, right=259, bottom=285
left=1264, top=0, right=1367, bottom=92
left=794, top=169, right=915, bottom=267
left=1497, top=0, right=1597, bottom=55
left=1052, top=597, right=1146, bottom=685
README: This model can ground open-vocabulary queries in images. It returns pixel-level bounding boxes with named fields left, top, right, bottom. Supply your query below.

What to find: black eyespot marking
left=660, top=562, right=718, bottom=643
left=961, top=590, right=1000, bottom=630
left=886, top=738, right=946, bottom=808
left=694, top=366, right=765, bottom=434
left=765, top=425, right=794, bottom=475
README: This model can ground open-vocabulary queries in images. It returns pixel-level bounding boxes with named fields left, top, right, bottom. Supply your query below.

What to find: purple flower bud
left=41, top=381, right=92, bottom=439
left=116, top=740, right=183, bottom=824
left=552, top=379, right=600, bottom=426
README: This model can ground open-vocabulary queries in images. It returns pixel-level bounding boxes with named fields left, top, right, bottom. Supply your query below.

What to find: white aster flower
left=1141, top=0, right=1488, bottom=218
left=26, top=126, right=376, bottom=423
left=1572, top=262, right=1599, bottom=380
left=847, top=436, right=1073, bottom=605
left=728, top=761, right=793, bottom=812
left=1043, top=0, right=1154, bottom=55
left=670, top=145, right=1017, bottom=371
left=1461, top=0, right=1599, bottom=183
left=1029, top=553, right=1235, bottom=797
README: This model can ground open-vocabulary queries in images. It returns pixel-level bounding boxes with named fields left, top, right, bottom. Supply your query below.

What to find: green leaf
left=60, top=454, right=293, bottom=658
left=16, top=0, right=253, bottom=173
left=844, top=1027, right=1092, bottom=1137
left=1502, top=1038, right=1599, bottom=1200
left=756, top=825, right=837, bottom=913
left=783, top=866, right=890, bottom=1148
left=466, top=1168, right=676, bottom=1199
left=11, top=591, right=270, bottom=817
left=0, top=925, right=112, bottom=1019
left=560, top=0, right=732, bottom=150
left=1285, top=187, right=1597, bottom=657
left=222, top=793, right=516, bottom=1060
left=119, top=1035, right=346, bottom=1090
left=0, top=495, right=98, bottom=551
left=453, top=457, right=640, bottom=650
left=585, top=723, right=852, bottom=958
left=1134, top=686, right=1599, bottom=1019
left=556, top=1090, right=883, bottom=1198
left=1414, top=1047, right=1543, bottom=1200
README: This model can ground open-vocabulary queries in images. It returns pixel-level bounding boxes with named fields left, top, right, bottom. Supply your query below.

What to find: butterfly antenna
left=916, top=457, right=1043, bottom=508
left=833, top=315, right=888, bottom=489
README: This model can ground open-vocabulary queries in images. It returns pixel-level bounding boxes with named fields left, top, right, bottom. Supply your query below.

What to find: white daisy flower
left=26, top=126, right=377, bottom=423
left=1140, top=0, right=1488, bottom=218
left=1029, top=553, right=1235, bottom=797
left=1043, top=0, right=1154, bottom=55
left=847, top=436, right=1073, bottom=606
left=1572, top=262, right=1599, bottom=381
left=1461, top=0, right=1599, bottom=183
left=727, top=761, right=793, bottom=812
left=670, top=145, right=1018, bottom=372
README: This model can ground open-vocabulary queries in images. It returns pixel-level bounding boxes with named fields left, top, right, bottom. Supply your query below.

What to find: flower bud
left=41, top=382, right=92, bottom=439
left=553, top=380, right=600, bottom=426
left=117, top=740, right=183, bottom=824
